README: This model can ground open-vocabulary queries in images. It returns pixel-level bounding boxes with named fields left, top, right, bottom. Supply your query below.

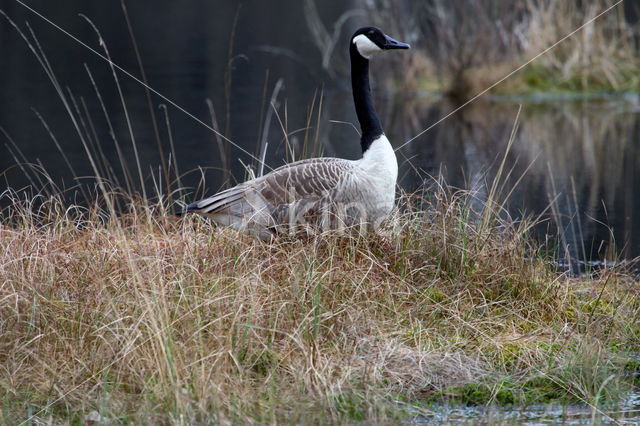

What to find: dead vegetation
left=0, top=187, right=637, bottom=423
left=357, top=0, right=639, bottom=99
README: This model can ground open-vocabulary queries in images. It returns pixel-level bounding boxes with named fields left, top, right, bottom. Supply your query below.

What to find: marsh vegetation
left=0, top=0, right=639, bottom=423
left=1, top=187, right=639, bottom=423
left=358, top=0, right=640, bottom=97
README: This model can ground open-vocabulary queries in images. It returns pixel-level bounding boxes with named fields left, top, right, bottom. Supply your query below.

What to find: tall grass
left=0, top=185, right=638, bottom=423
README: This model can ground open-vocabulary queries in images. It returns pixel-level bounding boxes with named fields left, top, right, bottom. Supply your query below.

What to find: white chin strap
left=352, top=34, right=382, bottom=59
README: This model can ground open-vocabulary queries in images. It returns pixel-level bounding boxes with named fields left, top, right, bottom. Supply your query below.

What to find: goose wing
left=185, top=157, right=356, bottom=217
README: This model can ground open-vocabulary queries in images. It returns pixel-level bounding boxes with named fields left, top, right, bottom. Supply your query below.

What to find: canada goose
left=184, top=27, right=410, bottom=239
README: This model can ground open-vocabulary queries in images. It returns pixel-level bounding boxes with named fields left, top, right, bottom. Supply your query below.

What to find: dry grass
left=0, top=186, right=638, bottom=424
left=514, top=0, right=639, bottom=93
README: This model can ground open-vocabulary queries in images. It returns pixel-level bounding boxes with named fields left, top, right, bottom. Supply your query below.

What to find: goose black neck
left=350, top=44, right=383, bottom=153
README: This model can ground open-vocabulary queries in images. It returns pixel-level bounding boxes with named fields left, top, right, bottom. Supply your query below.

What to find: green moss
left=495, top=62, right=640, bottom=95
left=522, top=376, right=568, bottom=404
left=436, top=382, right=519, bottom=405
left=436, top=384, right=493, bottom=405
left=495, top=386, right=517, bottom=405
left=424, top=369, right=625, bottom=406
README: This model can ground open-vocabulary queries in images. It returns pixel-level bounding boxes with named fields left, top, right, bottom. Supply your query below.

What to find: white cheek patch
left=353, top=34, right=382, bottom=59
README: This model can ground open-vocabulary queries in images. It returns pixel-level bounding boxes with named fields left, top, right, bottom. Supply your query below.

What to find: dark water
left=1, top=0, right=639, bottom=266
left=415, top=391, right=640, bottom=424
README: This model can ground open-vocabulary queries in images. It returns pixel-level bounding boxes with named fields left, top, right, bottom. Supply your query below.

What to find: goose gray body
left=186, top=135, right=397, bottom=239
left=184, top=27, right=409, bottom=239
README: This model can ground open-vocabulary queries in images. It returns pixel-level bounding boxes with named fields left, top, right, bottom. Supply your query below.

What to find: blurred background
left=0, top=0, right=639, bottom=267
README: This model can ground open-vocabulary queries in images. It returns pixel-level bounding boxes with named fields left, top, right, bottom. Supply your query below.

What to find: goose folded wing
left=256, top=158, right=354, bottom=205
left=186, top=157, right=355, bottom=220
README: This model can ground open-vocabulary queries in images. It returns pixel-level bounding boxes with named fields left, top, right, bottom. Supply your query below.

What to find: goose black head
left=351, top=27, right=410, bottom=59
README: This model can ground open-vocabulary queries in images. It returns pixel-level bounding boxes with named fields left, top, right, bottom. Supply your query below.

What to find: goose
left=184, top=27, right=410, bottom=239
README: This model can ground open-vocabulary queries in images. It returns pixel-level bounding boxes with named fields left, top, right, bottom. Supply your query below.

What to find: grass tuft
left=0, top=185, right=638, bottom=423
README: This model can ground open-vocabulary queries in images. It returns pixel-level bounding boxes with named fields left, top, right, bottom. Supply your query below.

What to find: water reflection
left=392, top=97, right=640, bottom=266
left=416, top=391, right=640, bottom=424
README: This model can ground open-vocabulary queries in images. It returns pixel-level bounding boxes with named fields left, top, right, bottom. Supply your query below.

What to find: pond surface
left=0, top=1, right=639, bottom=266
left=417, top=391, right=640, bottom=424
left=390, top=94, right=640, bottom=269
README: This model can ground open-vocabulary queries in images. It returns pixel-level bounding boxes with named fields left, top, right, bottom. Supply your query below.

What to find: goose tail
left=182, top=201, right=203, bottom=214
left=175, top=201, right=200, bottom=216
left=181, top=199, right=220, bottom=215
left=179, top=186, right=249, bottom=216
